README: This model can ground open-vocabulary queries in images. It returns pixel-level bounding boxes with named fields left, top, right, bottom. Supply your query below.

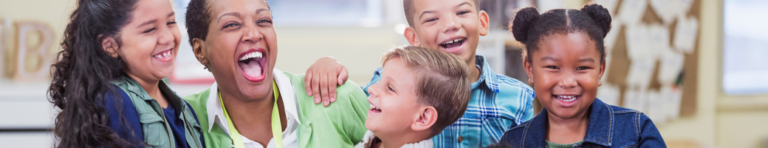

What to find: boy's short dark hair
left=381, top=46, right=471, bottom=137
left=403, top=0, right=480, bottom=27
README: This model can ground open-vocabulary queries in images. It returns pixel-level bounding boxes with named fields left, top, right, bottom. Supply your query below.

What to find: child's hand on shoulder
left=305, top=56, right=348, bottom=107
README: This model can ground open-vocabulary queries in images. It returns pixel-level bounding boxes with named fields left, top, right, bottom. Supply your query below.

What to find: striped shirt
left=362, top=55, right=535, bottom=148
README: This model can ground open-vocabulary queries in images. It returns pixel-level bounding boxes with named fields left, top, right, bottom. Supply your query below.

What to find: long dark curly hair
left=48, top=0, right=139, bottom=147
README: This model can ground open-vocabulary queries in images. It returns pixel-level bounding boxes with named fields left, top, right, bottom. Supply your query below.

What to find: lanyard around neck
left=219, top=81, right=283, bottom=148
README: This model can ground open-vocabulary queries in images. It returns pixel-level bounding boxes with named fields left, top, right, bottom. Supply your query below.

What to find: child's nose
left=368, top=83, right=380, bottom=97
left=442, top=16, right=461, bottom=33
left=557, top=76, right=578, bottom=89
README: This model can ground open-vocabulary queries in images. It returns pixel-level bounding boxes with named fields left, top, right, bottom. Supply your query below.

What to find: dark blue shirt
left=498, top=99, right=666, bottom=148
left=104, top=86, right=203, bottom=148
left=163, top=103, right=189, bottom=148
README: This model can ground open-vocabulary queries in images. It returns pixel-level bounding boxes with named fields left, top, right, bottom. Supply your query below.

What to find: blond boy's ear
left=192, top=38, right=210, bottom=68
left=411, top=106, right=438, bottom=132
left=478, top=10, right=490, bottom=36
left=404, top=26, right=422, bottom=47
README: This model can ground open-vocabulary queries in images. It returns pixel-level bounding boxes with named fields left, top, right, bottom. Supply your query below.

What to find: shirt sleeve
left=343, top=85, right=371, bottom=144
left=103, top=88, right=143, bottom=144
left=361, top=67, right=383, bottom=96
left=517, top=86, right=536, bottom=125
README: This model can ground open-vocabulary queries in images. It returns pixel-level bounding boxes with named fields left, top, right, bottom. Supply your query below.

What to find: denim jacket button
left=458, top=136, right=463, bottom=142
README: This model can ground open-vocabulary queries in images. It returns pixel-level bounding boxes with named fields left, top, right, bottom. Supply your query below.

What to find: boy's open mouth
left=439, top=38, right=466, bottom=50
left=369, top=104, right=382, bottom=113
left=553, top=95, right=581, bottom=107
left=237, top=49, right=267, bottom=82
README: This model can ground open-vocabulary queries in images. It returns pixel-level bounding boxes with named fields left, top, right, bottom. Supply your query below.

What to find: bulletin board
left=604, top=0, right=700, bottom=117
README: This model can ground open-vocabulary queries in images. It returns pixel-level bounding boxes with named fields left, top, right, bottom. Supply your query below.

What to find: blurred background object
left=722, top=0, right=768, bottom=95
left=1, top=0, right=767, bottom=147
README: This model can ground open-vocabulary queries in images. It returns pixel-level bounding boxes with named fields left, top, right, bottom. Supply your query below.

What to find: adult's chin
left=234, top=74, right=274, bottom=99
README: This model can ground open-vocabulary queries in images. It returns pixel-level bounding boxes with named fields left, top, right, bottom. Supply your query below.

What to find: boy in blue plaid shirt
left=305, top=0, right=535, bottom=147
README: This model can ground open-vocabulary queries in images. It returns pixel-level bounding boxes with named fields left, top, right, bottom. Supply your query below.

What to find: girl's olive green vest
left=111, top=76, right=203, bottom=148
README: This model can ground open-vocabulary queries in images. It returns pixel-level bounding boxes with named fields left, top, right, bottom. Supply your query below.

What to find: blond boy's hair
left=381, top=46, right=471, bottom=137
left=403, top=0, right=481, bottom=27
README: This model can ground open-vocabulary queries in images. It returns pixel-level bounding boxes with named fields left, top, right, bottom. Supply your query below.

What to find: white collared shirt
left=206, top=69, right=301, bottom=148
left=354, top=131, right=433, bottom=148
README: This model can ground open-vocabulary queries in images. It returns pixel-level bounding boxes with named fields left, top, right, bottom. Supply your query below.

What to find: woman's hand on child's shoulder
left=305, top=56, right=349, bottom=107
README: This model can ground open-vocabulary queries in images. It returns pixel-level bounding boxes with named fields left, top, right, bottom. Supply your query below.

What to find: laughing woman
left=49, top=0, right=202, bottom=147
left=182, top=0, right=370, bottom=147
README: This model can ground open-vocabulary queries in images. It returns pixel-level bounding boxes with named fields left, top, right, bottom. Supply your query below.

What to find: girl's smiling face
left=118, top=0, right=180, bottom=82
left=524, top=32, right=606, bottom=120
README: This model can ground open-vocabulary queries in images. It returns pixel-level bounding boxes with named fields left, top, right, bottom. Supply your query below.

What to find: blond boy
left=356, top=46, right=471, bottom=148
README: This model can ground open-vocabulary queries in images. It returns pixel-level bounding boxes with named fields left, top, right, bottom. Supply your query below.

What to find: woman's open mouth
left=237, top=49, right=267, bottom=82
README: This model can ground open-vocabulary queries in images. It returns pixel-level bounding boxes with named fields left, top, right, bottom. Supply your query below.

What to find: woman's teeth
left=556, top=95, right=578, bottom=102
left=239, top=52, right=263, bottom=61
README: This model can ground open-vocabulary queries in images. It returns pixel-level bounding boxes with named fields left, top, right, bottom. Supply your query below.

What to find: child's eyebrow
left=455, top=2, right=472, bottom=8
left=418, top=11, right=436, bottom=20
left=579, top=58, right=596, bottom=63
left=255, top=8, right=269, bottom=14
left=418, top=2, right=473, bottom=20
left=540, top=56, right=560, bottom=62
left=217, top=12, right=240, bottom=22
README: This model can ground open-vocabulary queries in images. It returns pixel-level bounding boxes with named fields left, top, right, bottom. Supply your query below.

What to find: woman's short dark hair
left=185, top=0, right=211, bottom=45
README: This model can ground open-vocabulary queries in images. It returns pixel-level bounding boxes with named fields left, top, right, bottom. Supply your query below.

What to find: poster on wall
left=10, top=22, right=56, bottom=82
left=588, top=0, right=701, bottom=124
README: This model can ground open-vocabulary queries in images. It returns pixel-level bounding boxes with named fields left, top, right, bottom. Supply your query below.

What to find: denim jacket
left=498, top=99, right=666, bottom=148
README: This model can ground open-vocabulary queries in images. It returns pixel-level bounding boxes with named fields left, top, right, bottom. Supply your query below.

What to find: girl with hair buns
left=497, top=3, right=666, bottom=148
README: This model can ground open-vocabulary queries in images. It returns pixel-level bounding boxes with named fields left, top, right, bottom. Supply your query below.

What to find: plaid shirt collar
left=472, top=55, right=500, bottom=93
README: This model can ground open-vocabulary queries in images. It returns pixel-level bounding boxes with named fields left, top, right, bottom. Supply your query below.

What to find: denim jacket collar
left=523, top=99, right=613, bottom=147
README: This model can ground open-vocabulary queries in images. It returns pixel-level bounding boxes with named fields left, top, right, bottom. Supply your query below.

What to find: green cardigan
left=184, top=71, right=370, bottom=148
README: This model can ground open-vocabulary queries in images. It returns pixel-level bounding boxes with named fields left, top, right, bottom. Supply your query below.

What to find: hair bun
left=581, top=3, right=612, bottom=37
left=510, top=7, right=540, bottom=43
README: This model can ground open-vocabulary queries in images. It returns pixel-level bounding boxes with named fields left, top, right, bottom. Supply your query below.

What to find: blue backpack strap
left=104, top=85, right=144, bottom=146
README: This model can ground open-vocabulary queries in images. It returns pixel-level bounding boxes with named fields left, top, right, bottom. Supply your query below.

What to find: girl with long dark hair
left=48, top=0, right=203, bottom=147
